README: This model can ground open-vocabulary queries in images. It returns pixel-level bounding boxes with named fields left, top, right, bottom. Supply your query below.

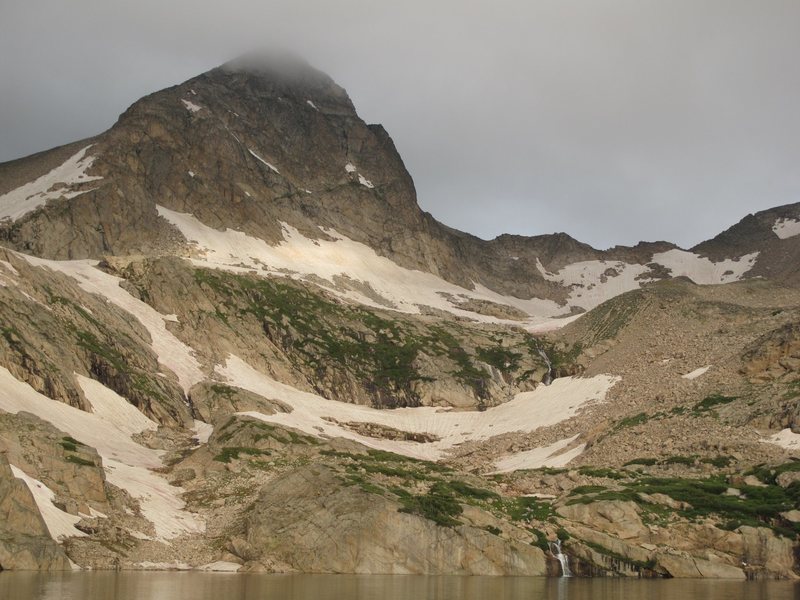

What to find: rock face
left=741, top=323, right=800, bottom=383
left=2, top=52, right=796, bottom=310
left=558, top=499, right=797, bottom=580
left=243, top=464, right=547, bottom=575
left=0, top=454, right=71, bottom=571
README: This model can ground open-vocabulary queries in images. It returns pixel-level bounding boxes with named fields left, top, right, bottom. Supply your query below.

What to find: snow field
left=0, top=146, right=102, bottom=222
left=0, top=367, right=204, bottom=541
left=20, top=254, right=204, bottom=393
left=766, top=428, right=800, bottom=451
left=10, top=465, right=87, bottom=541
left=155, top=206, right=567, bottom=328
left=492, top=435, right=585, bottom=473
left=650, top=249, right=759, bottom=285
left=218, top=354, right=618, bottom=462
left=772, top=218, right=800, bottom=240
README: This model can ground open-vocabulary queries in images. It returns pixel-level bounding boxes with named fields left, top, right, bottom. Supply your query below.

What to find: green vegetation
left=422, top=325, right=489, bottom=398
left=60, top=436, right=85, bottom=453
left=65, top=454, right=95, bottom=467
left=614, top=413, right=650, bottom=431
left=745, top=460, right=800, bottom=485
left=213, top=446, right=271, bottom=463
left=624, top=458, right=658, bottom=467
left=582, top=540, right=656, bottom=571
left=195, top=269, right=434, bottom=406
left=447, top=480, right=500, bottom=502
left=398, top=481, right=463, bottom=527
left=578, top=466, right=626, bottom=480
left=556, top=527, right=570, bottom=541
left=530, top=528, right=550, bottom=552
left=217, top=417, right=320, bottom=446
left=476, top=345, right=522, bottom=373
left=210, top=383, right=237, bottom=397
left=75, top=330, right=128, bottom=373
left=701, top=456, right=733, bottom=468
left=663, top=455, right=696, bottom=466
left=580, top=290, right=644, bottom=344
left=693, top=394, right=737, bottom=414
left=566, top=467, right=800, bottom=538
left=498, top=495, right=555, bottom=521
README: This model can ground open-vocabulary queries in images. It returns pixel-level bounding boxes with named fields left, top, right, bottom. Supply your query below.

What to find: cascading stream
left=536, top=347, right=554, bottom=385
left=551, top=539, right=572, bottom=577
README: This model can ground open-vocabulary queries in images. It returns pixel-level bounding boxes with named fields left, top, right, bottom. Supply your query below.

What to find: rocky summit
left=0, top=53, right=799, bottom=578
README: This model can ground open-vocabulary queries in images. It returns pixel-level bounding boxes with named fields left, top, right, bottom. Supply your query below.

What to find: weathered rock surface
left=243, top=464, right=547, bottom=575
left=0, top=454, right=71, bottom=570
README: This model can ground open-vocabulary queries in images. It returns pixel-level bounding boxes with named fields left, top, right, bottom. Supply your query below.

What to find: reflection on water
left=1, top=573, right=799, bottom=600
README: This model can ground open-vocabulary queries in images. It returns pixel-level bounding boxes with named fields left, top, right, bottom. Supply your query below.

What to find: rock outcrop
left=0, top=454, right=71, bottom=571
left=243, top=464, right=547, bottom=575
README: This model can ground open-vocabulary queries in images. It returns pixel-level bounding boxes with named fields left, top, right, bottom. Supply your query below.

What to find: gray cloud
left=2, top=0, right=799, bottom=249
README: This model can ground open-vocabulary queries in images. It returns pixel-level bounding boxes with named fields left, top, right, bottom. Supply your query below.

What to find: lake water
left=1, top=573, right=798, bottom=600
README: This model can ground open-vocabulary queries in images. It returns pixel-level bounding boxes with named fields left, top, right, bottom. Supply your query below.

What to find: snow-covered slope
left=0, top=367, right=204, bottom=541
left=217, top=354, right=618, bottom=462
left=0, top=146, right=101, bottom=222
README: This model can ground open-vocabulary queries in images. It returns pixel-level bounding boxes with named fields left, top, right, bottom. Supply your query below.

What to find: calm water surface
left=1, top=573, right=799, bottom=600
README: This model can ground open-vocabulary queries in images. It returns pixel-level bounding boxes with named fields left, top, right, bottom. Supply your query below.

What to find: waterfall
left=536, top=347, right=554, bottom=385
left=551, top=539, right=572, bottom=577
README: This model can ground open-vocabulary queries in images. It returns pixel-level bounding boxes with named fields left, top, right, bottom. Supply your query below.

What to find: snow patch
left=248, top=149, right=280, bottom=174
left=682, top=366, right=710, bottom=380
left=765, top=428, right=800, bottom=450
left=358, top=174, right=375, bottom=189
left=136, top=561, right=192, bottom=570
left=19, top=254, right=204, bottom=393
left=772, top=218, right=800, bottom=240
left=218, top=355, right=618, bottom=462
left=0, top=368, right=204, bottom=540
left=155, top=205, right=565, bottom=327
left=188, top=171, right=195, bottom=178
left=181, top=99, right=202, bottom=113
left=537, top=259, right=650, bottom=311
left=77, top=374, right=157, bottom=436
left=651, top=249, right=758, bottom=284
left=0, top=146, right=102, bottom=222
left=198, top=561, right=241, bottom=572
left=192, top=420, right=214, bottom=446
left=0, top=260, right=19, bottom=276
left=306, top=100, right=319, bottom=111
left=10, top=465, right=86, bottom=541
left=493, top=436, right=585, bottom=473
left=344, top=163, right=357, bottom=173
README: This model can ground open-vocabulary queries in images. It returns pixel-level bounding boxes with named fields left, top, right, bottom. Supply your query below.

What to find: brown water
left=1, top=573, right=798, bottom=600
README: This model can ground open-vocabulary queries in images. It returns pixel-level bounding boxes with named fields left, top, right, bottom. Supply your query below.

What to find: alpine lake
left=2, top=572, right=798, bottom=600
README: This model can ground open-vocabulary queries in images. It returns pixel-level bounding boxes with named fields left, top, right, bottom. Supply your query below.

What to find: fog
left=2, top=0, right=799, bottom=248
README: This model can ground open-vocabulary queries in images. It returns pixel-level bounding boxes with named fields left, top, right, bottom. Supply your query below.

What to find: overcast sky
left=2, top=1, right=799, bottom=249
